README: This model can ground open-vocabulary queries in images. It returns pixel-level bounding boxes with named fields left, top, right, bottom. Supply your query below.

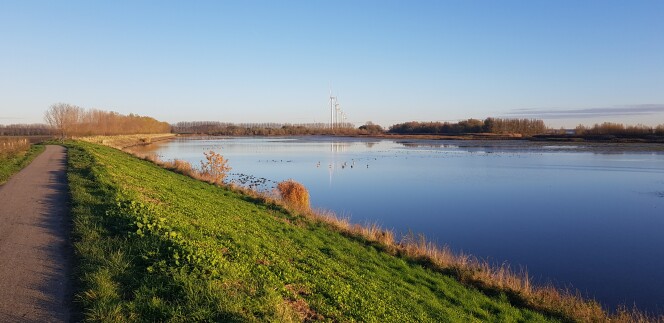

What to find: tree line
left=44, top=103, right=171, bottom=138
left=388, top=118, right=547, bottom=136
left=8, top=104, right=658, bottom=140
left=574, top=122, right=664, bottom=136
left=172, top=121, right=357, bottom=136
left=0, top=124, right=53, bottom=136
left=173, top=118, right=551, bottom=137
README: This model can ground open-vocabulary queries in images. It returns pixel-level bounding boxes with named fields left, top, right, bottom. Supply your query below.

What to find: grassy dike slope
left=67, top=141, right=556, bottom=322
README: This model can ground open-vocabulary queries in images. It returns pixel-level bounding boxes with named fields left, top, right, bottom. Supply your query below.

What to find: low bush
left=277, top=180, right=310, bottom=210
left=199, top=150, right=231, bottom=185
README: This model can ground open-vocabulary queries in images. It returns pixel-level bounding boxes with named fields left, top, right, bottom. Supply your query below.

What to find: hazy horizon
left=2, top=1, right=663, bottom=128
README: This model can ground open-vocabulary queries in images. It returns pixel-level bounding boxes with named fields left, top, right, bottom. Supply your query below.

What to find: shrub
left=358, top=123, right=384, bottom=134
left=199, top=150, right=231, bottom=185
left=277, top=180, right=310, bottom=210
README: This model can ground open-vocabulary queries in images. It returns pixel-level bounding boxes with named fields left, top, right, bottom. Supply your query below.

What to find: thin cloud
left=505, top=104, right=664, bottom=119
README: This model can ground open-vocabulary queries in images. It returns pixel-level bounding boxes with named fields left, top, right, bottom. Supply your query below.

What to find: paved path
left=0, top=145, right=71, bottom=322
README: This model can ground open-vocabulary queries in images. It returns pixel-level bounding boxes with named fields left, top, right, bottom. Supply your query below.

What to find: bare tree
left=44, top=103, right=81, bottom=138
left=44, top=103, right=171, bottom=137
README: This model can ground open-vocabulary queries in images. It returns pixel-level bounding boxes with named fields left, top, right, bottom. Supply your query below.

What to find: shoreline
left=88, top=135, right=662, bottom=319
left=68, top=140, right=557, bottom=321
left=66, top=140, right=619, bottom=321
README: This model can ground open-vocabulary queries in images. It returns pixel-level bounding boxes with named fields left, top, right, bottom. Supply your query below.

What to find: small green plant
left=277, top=179, right=310, bottom=210
left=199, top=150, right=231, bottom=184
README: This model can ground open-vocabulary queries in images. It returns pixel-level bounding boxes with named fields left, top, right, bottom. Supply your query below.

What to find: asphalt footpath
left=0, top=145, right=71, bottom=322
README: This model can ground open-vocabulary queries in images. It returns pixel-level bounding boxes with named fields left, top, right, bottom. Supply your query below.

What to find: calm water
left=139, top=136, right=664, bottom=313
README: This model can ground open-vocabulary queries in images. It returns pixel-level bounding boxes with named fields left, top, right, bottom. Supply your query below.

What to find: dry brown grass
left=77, top=133, right=175, bottom=150
left=285, top=298, right=323, bottom=322
left=0, top=137, right=30, bottom=158
left=276, top=180, right=310, bottom=210
left=283, top=283, right=322, bottom=322
left=111, top=140, right=663, bottom=322
left=162, top=159, right=194, bottom=175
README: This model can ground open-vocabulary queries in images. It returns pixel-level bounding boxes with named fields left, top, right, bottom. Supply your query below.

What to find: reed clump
left=162, top=159, right=194, bottom=175
left=119, top=142, right=660, bottom=322
left=276, top=180, right=310, bottom=210
left=0, top=137, right=30, bottom=158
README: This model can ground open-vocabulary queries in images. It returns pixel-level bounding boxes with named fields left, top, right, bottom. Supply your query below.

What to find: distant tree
left=388, top=118, right=546, bottom=135
left=656, top=124, right=664, bottom=136
left=171, top=121, right=356, bottom=136
left=44, top=103, right=82, bottom=138
left=573, top=122, right=657, bottom=137
left=574, top=124, right=587, bottom=135
left=359, top=122, right=384, bottom=134
left=458, top=119, right=484, bottom=133
left=483, top=118, right=496, bottom=133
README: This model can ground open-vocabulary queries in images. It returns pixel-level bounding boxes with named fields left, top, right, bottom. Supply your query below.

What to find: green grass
left=0, top=144, right=45, bottom=184
left=66, top=140, right=558, bottom=322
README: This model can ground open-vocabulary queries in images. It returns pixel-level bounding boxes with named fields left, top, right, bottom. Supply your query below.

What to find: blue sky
left=1, top=1, right=663, bottom=128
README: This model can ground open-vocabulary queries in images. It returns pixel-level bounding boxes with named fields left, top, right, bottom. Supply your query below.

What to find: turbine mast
left=328, top=87, right=349, bottom=131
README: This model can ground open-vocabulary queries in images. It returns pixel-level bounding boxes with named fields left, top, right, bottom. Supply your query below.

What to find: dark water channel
left=137, top=136, right=664, bottom=314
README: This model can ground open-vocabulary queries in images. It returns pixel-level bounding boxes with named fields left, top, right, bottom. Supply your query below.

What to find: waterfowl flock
left=227, top=172, right=277, bottom=192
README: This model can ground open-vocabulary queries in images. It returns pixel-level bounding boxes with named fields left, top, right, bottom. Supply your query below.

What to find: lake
left=136, top=136, right=664, bottom=313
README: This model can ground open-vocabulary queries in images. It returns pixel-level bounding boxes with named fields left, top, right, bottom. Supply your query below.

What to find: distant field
left=66, top=141, right=557, bottom=322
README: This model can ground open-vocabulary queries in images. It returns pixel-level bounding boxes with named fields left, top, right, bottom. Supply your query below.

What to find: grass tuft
left=277, top=180, right=310, bottom=210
